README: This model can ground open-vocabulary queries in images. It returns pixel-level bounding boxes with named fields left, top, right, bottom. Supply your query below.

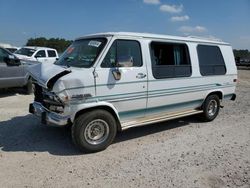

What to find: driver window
left=101, top=40, right=142, bottom=68
left=35, top=50, right=46, bottom=58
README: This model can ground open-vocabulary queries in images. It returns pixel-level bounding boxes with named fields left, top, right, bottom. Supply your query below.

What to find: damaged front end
left=28, top=63, right=72, bottom=126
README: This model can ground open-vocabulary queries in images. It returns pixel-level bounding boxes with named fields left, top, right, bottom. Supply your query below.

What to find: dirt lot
left=0, top=69, right=249, bottom=188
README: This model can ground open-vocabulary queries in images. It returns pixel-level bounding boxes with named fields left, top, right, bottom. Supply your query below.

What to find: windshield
left=15, top=48, right=36, bottom=57
left=55, top=38, right=107, bottom=68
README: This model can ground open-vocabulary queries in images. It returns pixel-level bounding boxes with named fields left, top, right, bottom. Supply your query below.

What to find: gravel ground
left=0, top=69, right=249, bottom=188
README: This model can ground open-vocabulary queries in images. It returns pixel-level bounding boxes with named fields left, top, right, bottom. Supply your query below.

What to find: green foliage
left=233, top=49, right=250, bottom=59
left=26, top=37, right=72, bottom=53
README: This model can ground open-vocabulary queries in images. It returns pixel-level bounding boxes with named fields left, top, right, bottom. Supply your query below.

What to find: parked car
left=0, top=47, right=39, bottom=94
left=14, top=46, right=59, bottom=64
left=28, top=32, right=237, bottom=152
left=236, top=59, right=250, bottom=67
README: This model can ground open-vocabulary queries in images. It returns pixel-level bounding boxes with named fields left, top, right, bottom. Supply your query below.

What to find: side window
left=47, top=50, right=57, bottom=57
left=197, top=45, right=226, bottom=76
left=35, top=50, right=46, bottom=58
left=150, top=42, right=191, bottom=79
left=101, top=40, right=142, bottom=67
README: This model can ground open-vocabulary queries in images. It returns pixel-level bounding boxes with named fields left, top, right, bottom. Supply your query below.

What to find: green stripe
left=96, top=83, right=218, bottom=99
left=96, top=84, right=235, bottom=102
left=56, top=74, right=236, bottom=94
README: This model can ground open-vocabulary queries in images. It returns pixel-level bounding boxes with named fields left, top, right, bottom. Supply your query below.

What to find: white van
left=28, top=32, right=237, bottom=152
left=15, top=46, right=58, bottom=64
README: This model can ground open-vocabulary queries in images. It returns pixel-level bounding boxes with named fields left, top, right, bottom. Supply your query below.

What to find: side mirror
left=4, top=55, right=21, bottom=66
left=3, top=56, right=10, bottom=64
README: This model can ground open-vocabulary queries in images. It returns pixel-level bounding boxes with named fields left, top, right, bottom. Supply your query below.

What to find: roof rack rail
left=187, top=35, right=223, bottom=42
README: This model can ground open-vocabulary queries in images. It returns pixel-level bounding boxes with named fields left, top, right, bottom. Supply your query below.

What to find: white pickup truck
left=15, top=46, right=59, bottom=64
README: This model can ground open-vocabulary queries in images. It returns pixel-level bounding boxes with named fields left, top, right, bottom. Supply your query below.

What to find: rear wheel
left=71, top=109, right=117, bottom=152
left=201, top=95, right=220, bottom=122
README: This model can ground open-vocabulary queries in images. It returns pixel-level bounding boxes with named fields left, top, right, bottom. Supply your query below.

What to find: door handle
left=136, top=73, right=146, bottom=79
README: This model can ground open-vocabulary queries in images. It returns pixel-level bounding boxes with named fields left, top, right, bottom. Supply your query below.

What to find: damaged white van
left=28, top=32, right=237, bottom=152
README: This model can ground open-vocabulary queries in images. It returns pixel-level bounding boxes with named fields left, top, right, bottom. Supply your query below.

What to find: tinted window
left=197, top=45, right=226, bottom=76
left=101, top=40, right=142, bottom=67
left=150, top=42, right=191, bottom=79
left=35, top=50, right=46, bottom=58
left=48, top=50, right=56, bottom=57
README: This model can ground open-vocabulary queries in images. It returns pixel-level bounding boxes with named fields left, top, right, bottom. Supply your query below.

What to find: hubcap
left=207, top=99, right=218, bottom=117
left=84, top=119, right=109, bottom=145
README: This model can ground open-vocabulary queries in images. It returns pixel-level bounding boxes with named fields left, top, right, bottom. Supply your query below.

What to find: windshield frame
left=55, top=37, right=108, bottom=68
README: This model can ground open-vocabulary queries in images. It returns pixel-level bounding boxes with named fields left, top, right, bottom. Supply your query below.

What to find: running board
left=121, top=109, right=203, bottom=130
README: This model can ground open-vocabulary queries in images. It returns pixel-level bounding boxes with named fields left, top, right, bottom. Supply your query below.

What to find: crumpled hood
left=27, top=63, right=71, bottom=88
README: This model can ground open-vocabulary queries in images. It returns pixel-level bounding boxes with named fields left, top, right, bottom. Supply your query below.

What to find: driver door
left=95, top=39, right=148, bottom=122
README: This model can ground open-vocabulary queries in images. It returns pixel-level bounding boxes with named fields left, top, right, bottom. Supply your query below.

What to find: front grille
left=34, top=84, right=64, bottom=113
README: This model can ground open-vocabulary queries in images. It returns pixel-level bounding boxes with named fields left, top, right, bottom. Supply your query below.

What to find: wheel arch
left=206, top=90, right=223, bottom=100
left=72, top=103, right=122, bottom=131
left=201, top=90, right=223, bottom=108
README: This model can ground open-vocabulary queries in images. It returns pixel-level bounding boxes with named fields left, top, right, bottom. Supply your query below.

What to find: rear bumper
left=29, top=102, right=70, bottom=127
left=230, top=94, right=236, bottom=101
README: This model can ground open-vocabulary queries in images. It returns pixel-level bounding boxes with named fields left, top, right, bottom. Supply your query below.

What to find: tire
left=71, top=109, right=117, bottom=152
left=201, top=94, right=220, bottom=122
left=24, top=79, right=34, bottom=94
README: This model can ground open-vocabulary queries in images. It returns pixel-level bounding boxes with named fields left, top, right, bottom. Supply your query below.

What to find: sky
left=0, top=0, right=249, bottom=50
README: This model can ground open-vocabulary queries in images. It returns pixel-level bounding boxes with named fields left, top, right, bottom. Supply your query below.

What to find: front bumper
left=29, top=102, right=70, bottom=126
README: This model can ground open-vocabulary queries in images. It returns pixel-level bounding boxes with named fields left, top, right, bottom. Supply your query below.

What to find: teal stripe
left=56, top=74, right=236, bottom=94
left=96, top=83, right=220, bottom=99
left=96, top=84, right=235, bottom=102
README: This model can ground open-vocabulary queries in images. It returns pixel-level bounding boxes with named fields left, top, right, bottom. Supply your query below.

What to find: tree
left=233, top=49, right=250, bottom=60
left=26, top=37, right=72, bottom=53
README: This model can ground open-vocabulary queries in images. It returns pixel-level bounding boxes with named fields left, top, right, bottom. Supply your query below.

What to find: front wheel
left=71, top=110, right=117, bottom=152
left=201, top=95, right=220, bottom=122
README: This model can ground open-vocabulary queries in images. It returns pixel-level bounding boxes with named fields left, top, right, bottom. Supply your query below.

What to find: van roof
left=76, top=32, right=229, bottom=46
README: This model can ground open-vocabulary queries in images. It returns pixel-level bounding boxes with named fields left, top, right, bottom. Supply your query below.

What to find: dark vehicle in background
left=235, top=57, right=250, bottom=67
left=0, top=47, right=38, bottom=94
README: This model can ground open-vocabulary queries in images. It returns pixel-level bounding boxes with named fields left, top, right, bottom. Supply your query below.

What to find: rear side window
left=35, top=50, right=46, bottom=58
left=48, top=50, right=57, bottom=57
left=150, top=42, right=191, bottom=79
left=197, top=45, right=226, bottom=76
left=101, top=40, right=142, bottom=68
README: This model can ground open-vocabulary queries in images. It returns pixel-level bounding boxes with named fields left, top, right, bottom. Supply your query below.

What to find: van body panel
left=28, top=32, right=237, bottom=130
